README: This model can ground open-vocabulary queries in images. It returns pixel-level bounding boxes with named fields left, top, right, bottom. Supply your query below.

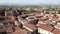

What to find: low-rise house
left=19, top=14, right=28, bottom=19
left=23, top=23, right=37, bottom=32
left=14, top=21, right=19, bottom=26
left=26, top=16, right=38, bottom=25
left=54, top=23, right=60, bottom=30
left=52, top=29, right=60, bottom=34
left=10, top=26, right=29, bottom=34
left=38, top=24, right=54, bottom=34
left=40, top=17, right=48, bottom=21
left=26, top=13, right=36, bottom=16
left=10, top=30, right=29, bottom=34
left=35, top=14, right=43, bottom=20
left=43, top=20, right=51, bottom=24
left=0, top=25, right=13, bottom=33
left=26, top=16, right=35, bottom=20
left=38, top=20, right=45, bottom=24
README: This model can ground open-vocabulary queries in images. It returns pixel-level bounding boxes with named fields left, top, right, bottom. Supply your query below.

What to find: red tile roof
left=38, top=24, right=54, bottom=32
left=52, top=29, right=60, bottom=34
left=23, top=23, right=36, bottom=30
left=10, top=30, right=28, bottom=34
left=10, top=26, right=28, bottom=34
left=0, top=27, right=12, bottom=32
left=14, top=26, right=22, bottom=31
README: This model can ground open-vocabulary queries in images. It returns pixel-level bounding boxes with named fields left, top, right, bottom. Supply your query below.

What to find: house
left=38, top=20, right=45, bottom=24
left=38, top=24, right=54, bottom=34
left=40, top=17, right=48, bottom=21
left=14, top=21, right=19, bottom=26
left=54, top=23, right=60, bottom=30
left=26, top=16, right=35, bottom=20
left=5, top=11, right=13, bottom=16
left=23, top=23, right=37, bottom=32
left=10, top=26, right=29, bottom=34
left=43, top=20, right=51, bottom=24
left=26, top=16, right=38, bottom=25
left=26, top=13, right=36, bottom=16
left=20, top=14, right=28, bottom=19
left=0, top=16, right=8, bottom=21
left=52, top=29, right=60, bottom=34
left=35, top=14, right=43, bottom=20
left=10, top=30, right=29, bottom=34
left=0, top=25, right=13, bottom=33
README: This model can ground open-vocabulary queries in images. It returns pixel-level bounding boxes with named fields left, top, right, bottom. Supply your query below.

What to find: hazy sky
left=0, top=0, right=59, bottom=6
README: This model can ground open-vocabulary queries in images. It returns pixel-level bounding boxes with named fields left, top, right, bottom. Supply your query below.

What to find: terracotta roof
left=23, top=23, right=36, bottom=30
left=19, top=30, right=28, bottom=34
left=10, top=26, right=28, bottom=34
left=14, top=26, right=22, bottom=31
left=38, top=24, right=54, bottom=32
left=52, top=29, right=60, bottom=34
left=0, top=27, right=12, bottom=32
left=10, top=30, right=28, bottom=34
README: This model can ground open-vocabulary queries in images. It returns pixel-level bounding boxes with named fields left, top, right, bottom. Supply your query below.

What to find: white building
left=38, top=24, right=54, bottom=34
